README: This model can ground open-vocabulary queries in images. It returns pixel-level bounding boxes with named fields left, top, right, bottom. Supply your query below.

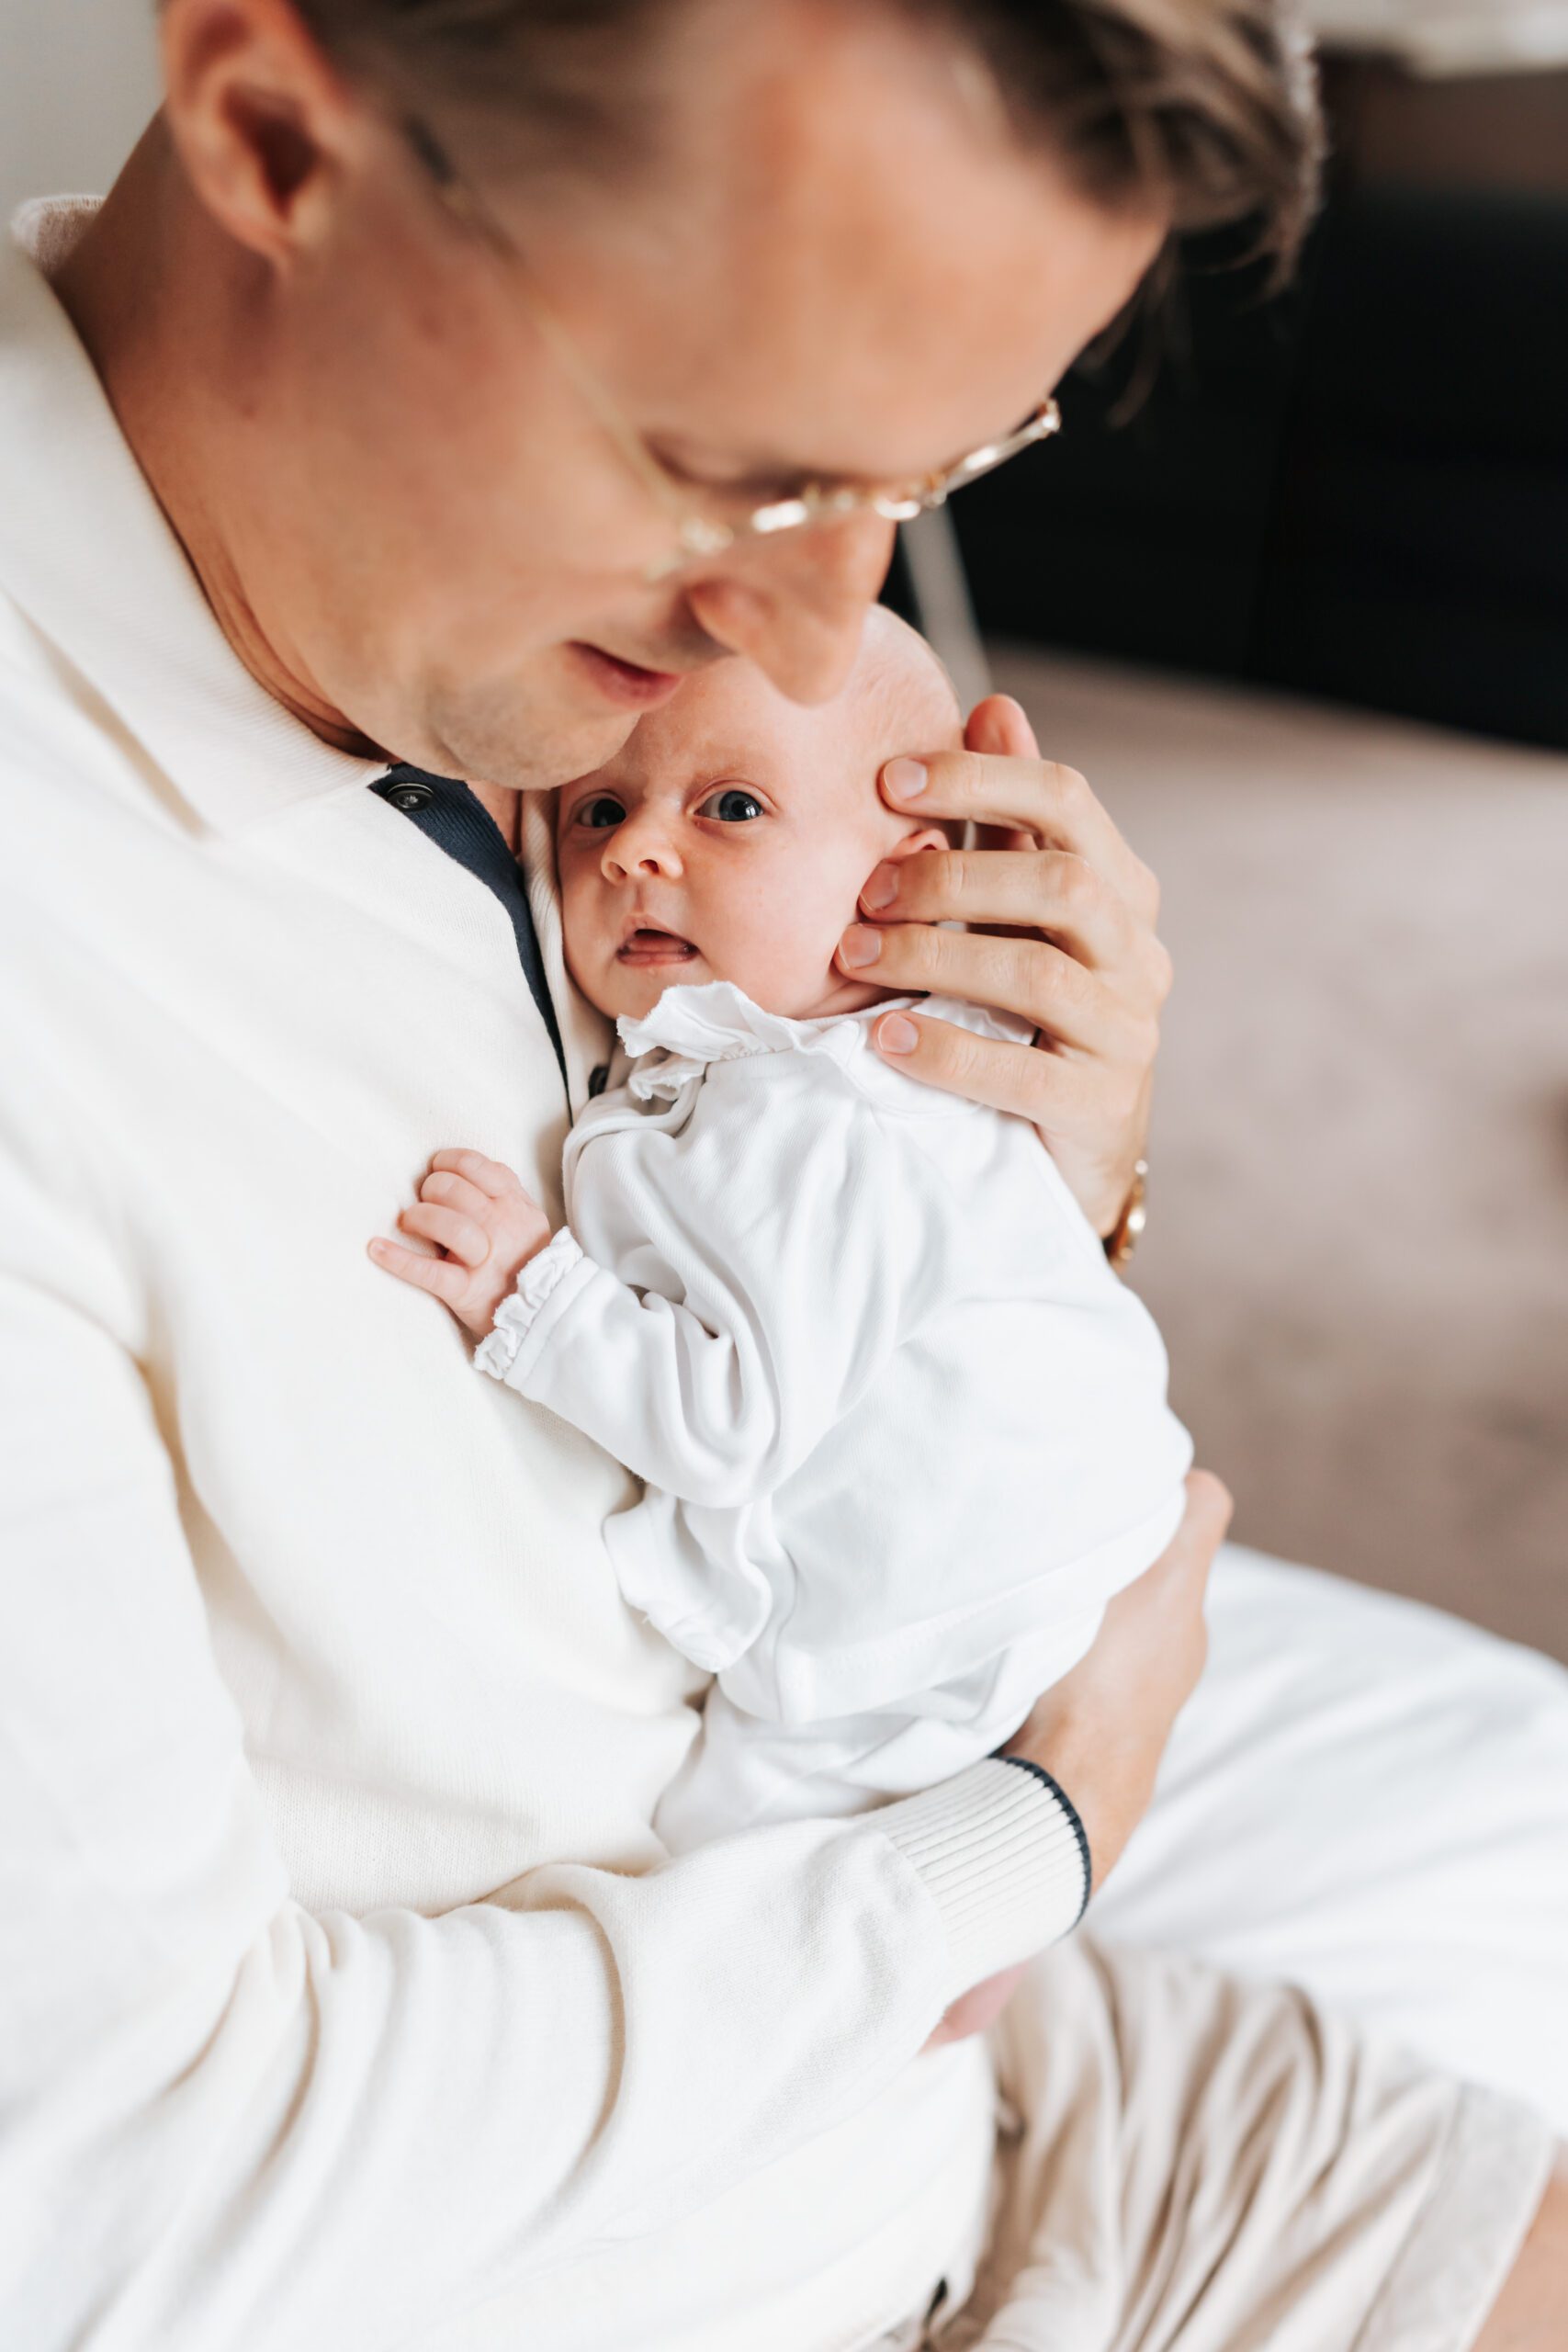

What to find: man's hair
left=298, top=0, right=1321, bottom=266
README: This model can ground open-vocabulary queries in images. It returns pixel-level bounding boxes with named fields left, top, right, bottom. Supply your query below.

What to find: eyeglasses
left=401, top=115, right=1063, bottom=583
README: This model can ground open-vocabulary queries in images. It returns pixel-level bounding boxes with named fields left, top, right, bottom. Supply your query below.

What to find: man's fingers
left=1006, top=1469, right=1234, bottom=1894
left=1103, top=1470, right=1232, bottom=1635
left=1114, top=1471, right=1232, bottom=1656
left=1111, top=1470, right=1235, bottom=1692
left=1166, top=1469, right=1235, bottom=1577
left=428, top=1148, right=517, bottom=1199
left=867, top=1007, right=1122, bottom=1128
left=924, top=1961, right=1030, bottom=2052
left=367, top=1236, right=470, bottom=1306
left=398, top=1202, right=491, bottom=1267
left=965, top=692, right=1039, bottom=764
left=880, top=746, right=1156, bottom=920
left=884, top=747, right=1088, bottom=841
left=858, top=848, right=1145, bottom=979
left=923, top=683, right=1047, bottom=830
left=966, top=700, right=1045, bottom=858
left=1134, top=1470, right=1233, bottom=1582
left=840, top=924, right=1155, bottom=1066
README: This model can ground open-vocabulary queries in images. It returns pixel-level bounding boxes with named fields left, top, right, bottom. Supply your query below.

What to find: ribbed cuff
left=996, top=1755, right=1091, bottom=1920
left=874, top=1758, right=1091, bottom=1998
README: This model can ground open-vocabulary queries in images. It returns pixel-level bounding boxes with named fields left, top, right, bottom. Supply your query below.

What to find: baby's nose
left=603, top=818, right=682, bottom=880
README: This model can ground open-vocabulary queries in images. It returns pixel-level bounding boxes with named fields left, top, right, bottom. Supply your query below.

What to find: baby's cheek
left=558, top=876, right=622, bottom=1012
left=718, top=900, right=848, bottom=1016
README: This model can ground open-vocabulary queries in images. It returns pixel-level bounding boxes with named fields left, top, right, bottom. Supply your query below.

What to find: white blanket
left=1102, top=1543, right=1568, bottom=2131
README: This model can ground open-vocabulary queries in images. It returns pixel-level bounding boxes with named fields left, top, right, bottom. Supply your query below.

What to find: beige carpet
left=990, top=645, right=1568, bottom=1662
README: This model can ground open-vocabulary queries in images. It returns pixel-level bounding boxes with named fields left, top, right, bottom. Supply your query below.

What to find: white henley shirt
left=0, top=201, right=1088, bottom=2352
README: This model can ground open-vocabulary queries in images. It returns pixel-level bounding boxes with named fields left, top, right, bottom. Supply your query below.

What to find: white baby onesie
left=477, top=981, right=1193, bottom=1851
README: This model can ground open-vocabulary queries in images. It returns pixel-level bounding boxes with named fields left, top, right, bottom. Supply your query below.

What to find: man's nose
left=682, top=512, right=896, bottom=705
left=602, top=809, right=683, bottom=882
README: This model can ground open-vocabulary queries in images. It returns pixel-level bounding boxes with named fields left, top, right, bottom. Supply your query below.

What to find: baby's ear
left=885, top=822, right=954, bottom=864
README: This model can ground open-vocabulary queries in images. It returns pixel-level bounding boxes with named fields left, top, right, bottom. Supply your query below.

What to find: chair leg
left=898, top=509, right=992, bottom=717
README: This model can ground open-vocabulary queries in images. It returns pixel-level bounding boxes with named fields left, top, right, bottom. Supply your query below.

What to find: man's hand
left=1008, top=1469, right=1230, bottom=1890
left=926, top=1472, right=1232, bottom=2050
left=368, top=1149, right=551, bottom=1339
left=835, top=693, right=1169, bottom=1238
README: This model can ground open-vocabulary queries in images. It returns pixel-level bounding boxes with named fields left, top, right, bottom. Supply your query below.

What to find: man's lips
left=570, top=642, right=686, bottom=711
left=616, top=922, right=699, bottom=967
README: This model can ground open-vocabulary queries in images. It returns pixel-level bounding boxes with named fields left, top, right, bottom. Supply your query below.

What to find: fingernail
left=839, top=923, right=883, bottom=969
left=862, top=863, right=899, bottom=911
left=876, top=1012, right=919, bottom=1054
left=884, top=758, right=928, bottom=799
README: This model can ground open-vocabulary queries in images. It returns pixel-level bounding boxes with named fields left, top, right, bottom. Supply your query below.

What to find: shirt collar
left=0, top=198, right=385, bottom=835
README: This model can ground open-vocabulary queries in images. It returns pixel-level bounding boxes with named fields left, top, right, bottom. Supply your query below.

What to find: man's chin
left=423, top=693, right=640, bottom=795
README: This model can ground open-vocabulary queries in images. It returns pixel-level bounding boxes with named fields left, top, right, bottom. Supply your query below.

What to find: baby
left=371, top=610, right=1192, bottom=1851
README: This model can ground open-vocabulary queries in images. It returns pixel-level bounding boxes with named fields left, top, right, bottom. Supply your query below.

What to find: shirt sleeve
left=476, top=1060, right=948, bottom=1510
left=0, top=1049, right=1087, bottom=2352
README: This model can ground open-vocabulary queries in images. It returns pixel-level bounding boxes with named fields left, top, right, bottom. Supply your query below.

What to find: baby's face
left=556, top=612, right=959, bottom=1024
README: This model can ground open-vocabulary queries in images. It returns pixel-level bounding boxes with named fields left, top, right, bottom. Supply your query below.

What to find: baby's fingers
left=429, top=1148, right=521, bottom=1199
left=367, top=1236, right=473, bottom=1307
left=419, top=1169, right=494, bottom=1223
left=397, top=1202, right=491, bottom=1267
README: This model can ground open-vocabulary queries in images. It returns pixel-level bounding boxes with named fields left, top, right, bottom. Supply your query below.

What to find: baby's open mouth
left=617, top=924, right=700, bottom=967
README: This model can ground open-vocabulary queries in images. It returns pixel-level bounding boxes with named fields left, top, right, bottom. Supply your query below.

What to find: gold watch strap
left=1103, top=1158, right=1149, bottom=1271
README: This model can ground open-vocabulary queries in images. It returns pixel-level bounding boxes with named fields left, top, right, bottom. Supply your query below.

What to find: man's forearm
left=6, top=1761, right=1085, bottom=2351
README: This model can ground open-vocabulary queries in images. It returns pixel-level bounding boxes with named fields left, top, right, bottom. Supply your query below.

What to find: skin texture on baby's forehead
left=556, top=610, right=963, bottom=823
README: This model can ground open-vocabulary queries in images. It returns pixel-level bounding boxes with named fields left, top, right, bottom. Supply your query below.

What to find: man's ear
left=160, top=0, right=362, bottom=265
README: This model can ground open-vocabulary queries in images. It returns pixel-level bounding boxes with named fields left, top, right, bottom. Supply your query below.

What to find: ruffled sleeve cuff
left=474, top=1228, right=594, bottom=1390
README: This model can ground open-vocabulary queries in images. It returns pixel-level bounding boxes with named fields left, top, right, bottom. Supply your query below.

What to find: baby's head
left=555, top=608, right=960, bottom=1024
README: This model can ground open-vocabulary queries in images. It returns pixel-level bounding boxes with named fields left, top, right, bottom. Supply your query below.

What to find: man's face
left=206, top=0, right=1165, bottom=788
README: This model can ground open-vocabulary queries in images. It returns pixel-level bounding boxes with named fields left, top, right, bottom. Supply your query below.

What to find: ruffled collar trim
left=616, top=980, right=1032, bottom=1102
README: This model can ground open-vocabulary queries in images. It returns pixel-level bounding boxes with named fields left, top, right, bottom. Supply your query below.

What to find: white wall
left=1307, top=0, right=1568, bottom=74
left=0, top=0, right=160, bottom=221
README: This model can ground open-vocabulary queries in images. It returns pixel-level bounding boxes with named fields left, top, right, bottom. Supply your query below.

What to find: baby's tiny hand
left=369, top=1149, right=552, bottom=1339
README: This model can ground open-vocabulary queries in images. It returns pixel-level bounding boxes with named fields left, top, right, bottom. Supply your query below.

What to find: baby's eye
left=697, top=787, right=765, bottom=824
left=577, top=795, right=627, bottom=830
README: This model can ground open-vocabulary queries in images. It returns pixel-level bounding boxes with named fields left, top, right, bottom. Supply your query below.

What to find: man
left=3, top=2, right=1566, bottom=2346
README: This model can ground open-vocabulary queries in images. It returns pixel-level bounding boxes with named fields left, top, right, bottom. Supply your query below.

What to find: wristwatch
left=1103, top=1158, right=1148, bottom=1272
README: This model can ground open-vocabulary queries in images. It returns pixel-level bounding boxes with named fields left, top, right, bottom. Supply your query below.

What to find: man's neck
left=52, top=128, right=385, bottom=767
left=469, top=780, right=522, bottom=847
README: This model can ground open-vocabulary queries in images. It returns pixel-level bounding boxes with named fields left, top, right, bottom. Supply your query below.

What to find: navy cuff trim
left=995, top=1754, right=1092, bottom=1924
